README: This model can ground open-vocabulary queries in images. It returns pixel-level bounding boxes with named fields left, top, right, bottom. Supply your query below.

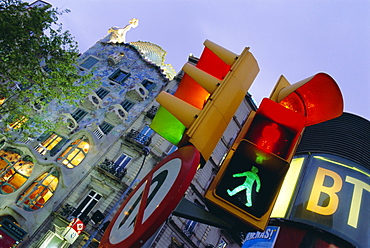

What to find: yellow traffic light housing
left=205, top=98, right=307, bottom=231
left=151, top=40, right=259, bottom=161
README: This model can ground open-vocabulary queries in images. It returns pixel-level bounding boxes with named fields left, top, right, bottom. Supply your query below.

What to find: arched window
left=17, top=168, right=59, bottom=211
left=57, top=137, right=90, bottom=169
left=0, top=148, right=34, bottom=194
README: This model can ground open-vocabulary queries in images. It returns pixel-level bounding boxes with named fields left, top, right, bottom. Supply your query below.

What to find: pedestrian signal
left=205, top=98, right=306, bottom=230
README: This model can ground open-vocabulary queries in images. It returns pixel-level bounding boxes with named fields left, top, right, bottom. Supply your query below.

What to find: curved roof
left=130, top=41, right=176, bottom=80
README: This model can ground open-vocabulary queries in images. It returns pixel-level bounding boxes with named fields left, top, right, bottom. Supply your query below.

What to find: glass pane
left=71, top=152, right=85, bottom=166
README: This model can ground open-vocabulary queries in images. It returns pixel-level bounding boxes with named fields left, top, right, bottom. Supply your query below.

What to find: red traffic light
left=270, top=73, right=343, bottom=126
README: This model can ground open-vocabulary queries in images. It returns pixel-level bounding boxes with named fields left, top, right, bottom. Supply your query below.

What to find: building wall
left=0, top=31, right=174, bottom=247
left=0, top=26, right=258, bottom=248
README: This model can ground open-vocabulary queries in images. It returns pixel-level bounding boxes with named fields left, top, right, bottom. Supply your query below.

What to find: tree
left=0, top=0, right=95, bottom=138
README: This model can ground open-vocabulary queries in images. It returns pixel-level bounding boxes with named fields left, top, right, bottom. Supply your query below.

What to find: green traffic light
left=226, top=166, right=261, bottom=207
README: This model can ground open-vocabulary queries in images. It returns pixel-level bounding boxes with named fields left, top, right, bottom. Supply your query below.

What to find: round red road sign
left=99, top=145, right=200, bottom=248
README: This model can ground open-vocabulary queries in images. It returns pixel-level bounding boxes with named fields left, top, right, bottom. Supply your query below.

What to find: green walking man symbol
left=227, top=166, right=261, bottom=207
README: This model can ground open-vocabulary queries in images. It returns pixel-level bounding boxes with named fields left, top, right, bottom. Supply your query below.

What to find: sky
left=33, top=0, right=370, bottom=121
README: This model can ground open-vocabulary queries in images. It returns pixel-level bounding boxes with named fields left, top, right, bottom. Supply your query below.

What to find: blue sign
left=242, top=226, right=279, bottom=248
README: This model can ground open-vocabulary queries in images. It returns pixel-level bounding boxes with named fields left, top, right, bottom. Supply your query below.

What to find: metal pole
left=82, top=147, right=150, bottom=248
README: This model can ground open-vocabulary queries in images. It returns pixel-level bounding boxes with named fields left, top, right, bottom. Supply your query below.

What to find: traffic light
left=150, top=40, right=259, bottom=161
left=205, top=72, right=344, bottom=231
left=269, top=73, right=343, bottom=126
left=205, top=98, right=307, bottom=231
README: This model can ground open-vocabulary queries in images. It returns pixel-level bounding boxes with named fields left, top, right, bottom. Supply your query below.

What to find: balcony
left=145, top=106, right=158, bottom=119
left=96, top=159, right=127, bottom=184
left=125, top=129, right=152, bottom=148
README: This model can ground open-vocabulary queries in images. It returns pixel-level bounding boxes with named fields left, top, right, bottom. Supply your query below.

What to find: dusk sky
left=35, top=0, right=370, bottom=120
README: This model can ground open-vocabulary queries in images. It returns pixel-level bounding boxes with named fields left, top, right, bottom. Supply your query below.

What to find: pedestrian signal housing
left=205, top=98, right=306, bottom=230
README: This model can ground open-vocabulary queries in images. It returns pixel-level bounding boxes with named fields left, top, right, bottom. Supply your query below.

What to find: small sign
left=0, top=218, right=27, bottom=241
left=62, top=218, right=85, bottom=244
left=242, top=226, right=280, bottom=248
left=68, top=218, right=85, bottom=235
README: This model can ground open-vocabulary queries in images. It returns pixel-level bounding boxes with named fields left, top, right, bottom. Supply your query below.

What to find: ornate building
left=0, top=16, right=257, bottom=248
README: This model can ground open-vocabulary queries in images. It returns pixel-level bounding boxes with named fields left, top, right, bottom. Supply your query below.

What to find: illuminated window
left=109, top=69, right=130, bottom=85
left=37, top=230, right=69, bottom=248
left=0, top=148, right=34, bottom=194
left=35, top=132, right=67, bottom=156
left=57, top=137, right=90, bottom=169
left=9, top=116, right=28, bottom=129
left=17, top=168, right=59, bottom=211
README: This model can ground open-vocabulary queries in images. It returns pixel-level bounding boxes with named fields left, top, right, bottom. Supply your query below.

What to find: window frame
left=121, top=99, right=135, bottom=111
left=114, top=153, right=132, bottom=168
left=71, top=108, right=88, bottom=123
left=95, top=88, right=109, bottom=99
left=79, top=56, right=100, bottom=70
left=99, top=122, right=114, bottom=135
left=108, top=69, right=130, bottom=85
left=72, top=190, right=102, bottom=220
left=35, top=132, right=68, bottom=156
left=17, top=168, right=59, bottom=211
left=57, top=137, right=90, bottom=169
left=0, top=150, right=34, bottom=194
left=141, top=79, right=156, bottom=92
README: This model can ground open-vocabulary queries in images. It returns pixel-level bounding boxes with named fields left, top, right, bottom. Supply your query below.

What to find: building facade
left=0, top=17, right=258, bottom=248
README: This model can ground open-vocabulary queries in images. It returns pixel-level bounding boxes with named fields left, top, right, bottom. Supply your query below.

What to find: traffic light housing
left=269, top=73, right=343, bottom=126
left=205, top=98, right=306, bottom=231
left=205, top=72, right=344, bottom=231
left=150, top=40, right=259, bottom=161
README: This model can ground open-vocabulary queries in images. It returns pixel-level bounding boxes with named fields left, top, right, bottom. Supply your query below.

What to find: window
left=35, top=132, right=68, bottom=156
left=99, top=122, right=114, bottom=135
left=93, top=122, right=115, bottom=139
left=80, top=56, right=99, bottom=70
left=42, top=65, right=52, bottom=73
left=141, top=79, right=156, bottom=92
left=9, top=116, right=28, bottom=129
left=72, top=190, right=102, bottom=221
left=183, top=199, right=204, bottom=236
left=217, top=238, right=228, bottom=248
left=136, top=126, right=154, bottom=144
left=121, top=99, right=135, bottom=111
left=114, top=154, right=132, bottom=168
left=37, top=230, right=69, bottom=248
left=71, top=108, right=88, bottom=123
left=166, top=145, right=178, bottom=155
left=184, top=220, right=197, bottom=236
left=0, top=148, right=34, bottom=194
left=57, top=137, right=90, bottom=169
left=96, top=88, right=109, bottom=99
left=17, top=168, right=59, bottom=211
left=109, top=69, right=130, bottom=84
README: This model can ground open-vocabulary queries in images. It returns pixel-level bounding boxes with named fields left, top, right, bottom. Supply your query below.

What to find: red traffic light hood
left=271, top=73, right=344, bottom=126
